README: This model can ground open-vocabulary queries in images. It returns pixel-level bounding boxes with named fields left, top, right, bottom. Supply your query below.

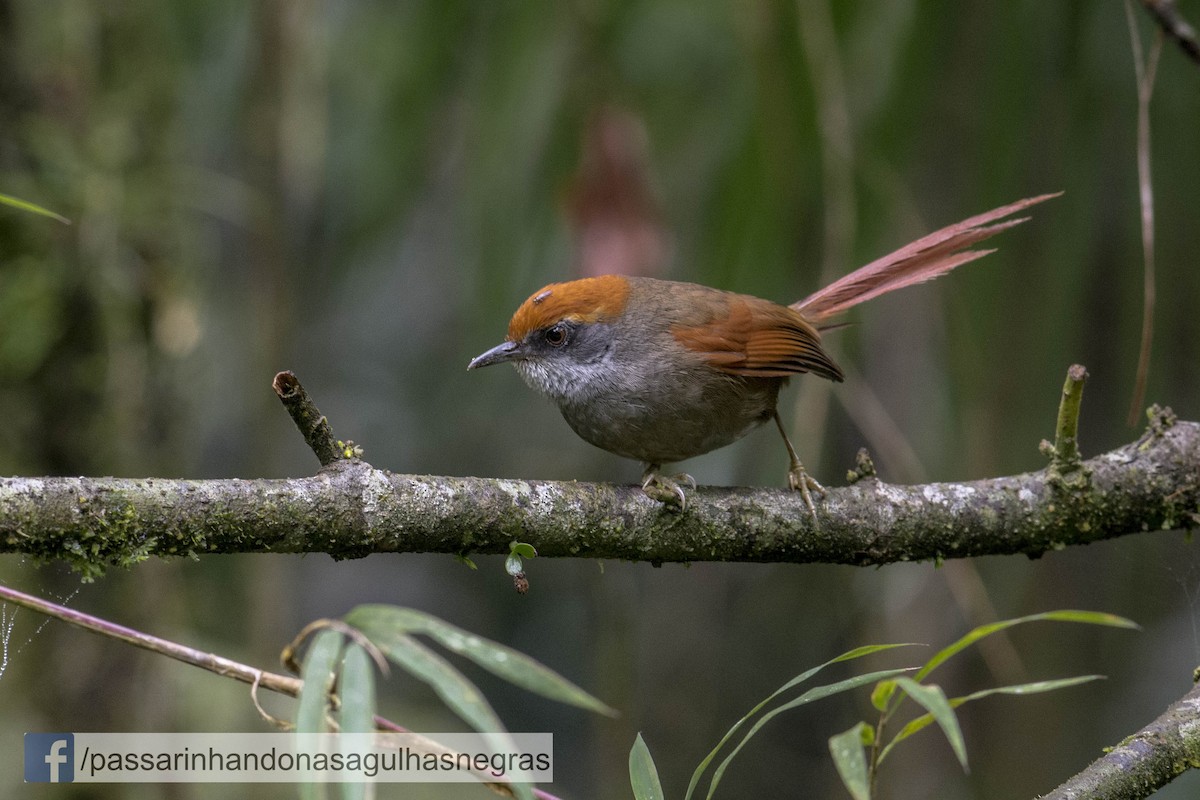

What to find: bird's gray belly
left=557, top=376, right=780, bottom=464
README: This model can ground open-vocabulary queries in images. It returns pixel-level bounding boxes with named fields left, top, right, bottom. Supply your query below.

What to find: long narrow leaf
left=879, top=675, right=1104, bottom=763
left=629, top=734, right=665, bottom=800
left=298, top=629, right=346, bottom=733
left=339, top=644, right=377, bottom=734
left=346, top=605, right=613, bottom=715
left=0, top=192, right=70, bottom=224
left=704, top=668, right=913, bottom=800
left=892, top=679, right=966, bottom=769
left=360, top=625, right=532, bottom=800
left=829, top=723, right=872, bottom=800
left=297, top=630, right=345, bottom=800
left=684, top=643, right=917, bottom=800
left=915, top=611, right=1137, bottom=682
left=338, top=645, right=377, bottom=800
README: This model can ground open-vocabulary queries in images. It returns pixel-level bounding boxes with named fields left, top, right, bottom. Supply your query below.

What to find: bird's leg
left=773, top=411, right=823, bottom=520
left=641, top=463, right=696, bottom=511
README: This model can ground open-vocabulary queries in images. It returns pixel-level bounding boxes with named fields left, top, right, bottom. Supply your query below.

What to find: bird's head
left=467, top=275, right=632, bottom=401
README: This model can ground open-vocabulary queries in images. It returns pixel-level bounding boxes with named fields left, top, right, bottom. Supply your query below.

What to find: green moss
left=42, top=493, right=159, bottom=580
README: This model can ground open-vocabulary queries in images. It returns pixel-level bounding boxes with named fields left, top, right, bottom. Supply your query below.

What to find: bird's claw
left=641, top=469, right=696, bottom=512
left=787, top=465, right=825, bottom=522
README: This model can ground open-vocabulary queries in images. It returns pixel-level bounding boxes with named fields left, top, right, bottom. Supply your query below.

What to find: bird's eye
left=544, top=324, right=569, bottom=347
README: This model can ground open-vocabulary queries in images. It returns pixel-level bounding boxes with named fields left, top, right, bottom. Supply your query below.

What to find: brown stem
left=0, top=583, right=566, bottom=800
left=1124, top=3, right=1164, bottom=426
left=273, top=370, right=346, bottom=467
left=0, top=581, right=301, bottom=695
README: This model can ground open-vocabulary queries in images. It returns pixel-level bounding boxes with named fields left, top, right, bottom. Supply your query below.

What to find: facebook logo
left=24, top=733, right=74, bottom=783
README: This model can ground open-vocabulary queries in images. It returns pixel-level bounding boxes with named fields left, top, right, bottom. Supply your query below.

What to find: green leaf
left=509, top=541, right=538, bottom=559
left=629, top=733, right=665, bottom=800
left=362, top=626, right=533, bottom=800
left=338, top=645, right=376, bottom=800
left=879, top=675, right=1104, bottom=762
left=339, top=644, right=377, bottom=733
left=870, top=680, right=896, bottom=712
left=702, top=668, right=913, bottom=800
left=892, top=678, right=966, bottom=769
left=828, top=723, right=872, bottom=800
left=346, top=605, right=613, bottom=715
left=455, top=554, right=478, bottom=570
left=684, top=643, right=917, bottom=800
left=368, top=628, right=503, bottom=733
left=506, top=541, right=537, bottom=577
left=859, top=725, right=875, bottom=746
left=297, top=629, right=345, bottom=800
left=297, top=629, right=346, bottom=733
left=915, top=611, right=1138, bottom=682
left=0, top=192, right=70, bottom=224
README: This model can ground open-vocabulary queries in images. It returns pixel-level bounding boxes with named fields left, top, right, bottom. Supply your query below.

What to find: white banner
left=24, top=732, right=553, bottom=783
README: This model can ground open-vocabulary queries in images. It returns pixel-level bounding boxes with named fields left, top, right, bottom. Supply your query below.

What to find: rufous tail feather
left=793, top=192, right=1061, bottom=324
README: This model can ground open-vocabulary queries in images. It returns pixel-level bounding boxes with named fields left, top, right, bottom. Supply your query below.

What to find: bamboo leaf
left=346, top=605, right=613, bottom=715
left=339, top=644, right=377, bottom=733
left=880, top=675, right=1104, bottom=762
left=829, top=723, right=872, bottom=800
left=338, top=644, right=376, bottom=800
left=297, top=629, right=346, bottom=733
left=892, top=678, right=966, bottom=769
left=0, top=192, right=70, bottom=224
left=297, top=629, right=345, bottom=800
left=683, top=643, right=917, bottom=800
left=703, top=668, right=912, bottom=800
left=629, top=733, right=665, bottom=800
left=364, top=626, right=532, bottom=800
left=915, top=611, right=1137, bottom=682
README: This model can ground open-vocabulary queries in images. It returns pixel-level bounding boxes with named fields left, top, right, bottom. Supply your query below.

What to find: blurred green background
left=2, top=1, right=1199, bottom=798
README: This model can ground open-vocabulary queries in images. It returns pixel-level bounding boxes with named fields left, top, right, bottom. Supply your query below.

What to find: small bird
left=469, top=193, right=1058, bottom=513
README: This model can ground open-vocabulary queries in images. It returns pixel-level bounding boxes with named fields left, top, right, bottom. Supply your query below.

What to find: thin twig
left=1125, top=2, right=1164, bottom=425
left=1054, top=364, right=1089, bottom=468
left=1140, top=0, right=1200, bottom=64
left=281, top=617, right=390, bottom=678
left=0, top=582, right=302, bottom=695
left=0, top=583, right=566, bottom=800
left=790, top=0, right=859, bottom=476
left=273, top=370, right=347, bottom=467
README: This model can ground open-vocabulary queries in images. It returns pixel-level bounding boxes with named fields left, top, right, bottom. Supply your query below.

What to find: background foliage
left=2, top=1, right=1199, bottom=798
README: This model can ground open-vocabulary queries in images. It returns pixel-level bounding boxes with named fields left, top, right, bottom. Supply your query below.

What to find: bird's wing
left=672, top=296, right=844, bottom=382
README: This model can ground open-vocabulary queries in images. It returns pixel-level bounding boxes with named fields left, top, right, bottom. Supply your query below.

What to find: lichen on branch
left=1, top=415, right=1197, bottom=577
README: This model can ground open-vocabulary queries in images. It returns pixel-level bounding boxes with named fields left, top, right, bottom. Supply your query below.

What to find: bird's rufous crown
left=506, top=275, right=631, bottom=341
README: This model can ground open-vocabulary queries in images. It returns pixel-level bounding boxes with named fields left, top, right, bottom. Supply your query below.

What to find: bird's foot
left=772, top=410, right=823, bottom=523
left=641, top=466, right=696, bottom=512
left=787, top=463, right=825, bottom=522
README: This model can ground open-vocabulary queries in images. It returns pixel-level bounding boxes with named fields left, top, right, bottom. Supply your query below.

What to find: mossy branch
left=2, top=370, right=1198, bottom=576
left=1036, top=673, right=1200, bottom=799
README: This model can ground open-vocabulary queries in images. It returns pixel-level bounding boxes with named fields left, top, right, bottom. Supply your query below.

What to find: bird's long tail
left=793, top=192, right=1061, bottom=324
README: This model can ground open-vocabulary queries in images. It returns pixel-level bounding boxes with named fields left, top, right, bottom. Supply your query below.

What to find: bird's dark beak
left=467, top=340, right=522, bottom=370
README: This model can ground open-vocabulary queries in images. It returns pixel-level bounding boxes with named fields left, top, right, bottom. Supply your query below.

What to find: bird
left=469, top=193, right=1058, bottom=514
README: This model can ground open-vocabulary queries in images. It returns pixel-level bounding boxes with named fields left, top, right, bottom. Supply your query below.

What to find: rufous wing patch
left=672, top=297, right=844, bottom=382
left=507, top=275, right=632, bottom=341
